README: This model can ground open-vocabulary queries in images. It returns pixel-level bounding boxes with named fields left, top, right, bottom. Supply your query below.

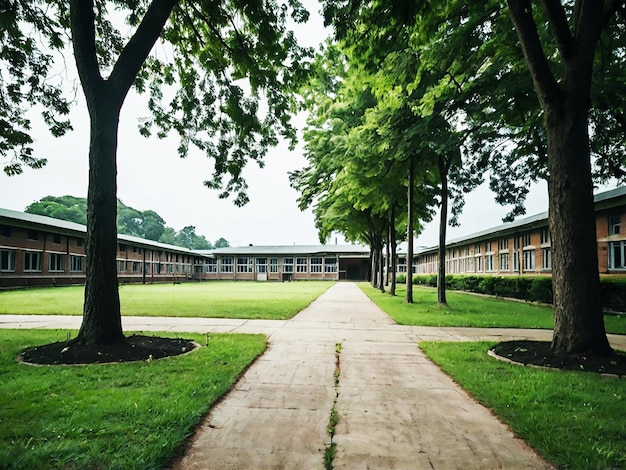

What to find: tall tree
left=10, top=0, right=309, bottom=349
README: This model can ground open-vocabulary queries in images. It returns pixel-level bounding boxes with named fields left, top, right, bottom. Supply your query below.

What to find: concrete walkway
left=3, top=283, right=626, bottom=469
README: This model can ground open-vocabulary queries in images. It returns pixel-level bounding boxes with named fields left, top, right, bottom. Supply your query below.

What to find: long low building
left=410, top=186, right=626, bottom=277
left=0, top=208, right=370, bottom=288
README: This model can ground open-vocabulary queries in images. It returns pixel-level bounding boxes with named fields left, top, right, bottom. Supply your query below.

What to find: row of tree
left=2, top=1, right=624, bottom=363
left=291, top=1, right=626, bottom=358
left=24, top=195, right=229, bottom=250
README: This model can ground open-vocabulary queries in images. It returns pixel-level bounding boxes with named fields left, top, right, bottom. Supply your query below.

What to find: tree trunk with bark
left=406, top=156, right=414, bottom=303
left=389, top=205, right=397, bottom=296
left=69, top=0, right=177, bottom=346
left=507, top=0, right=612, bottom=356
left=437, top=155, right=449, bottom=307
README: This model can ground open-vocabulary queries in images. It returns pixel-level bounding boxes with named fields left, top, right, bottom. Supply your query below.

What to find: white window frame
left=283, top=257, right=294, bottom=273
left=220, top=257, right=233, bottom=273
left=49, top=252, right=65, bottom=272
left=296, top=257, right=307, bottom=273
left=269, top=258, right=278, bottom=273
left=609, top=241, right=626, bottom=269
left=523, top=249, right=535, bottom=270
left=205, top=258, right=217, bottom=273
left=70, top=255, right=83, bottom=272
left=310, top=257, right=323, bottom=273
left=256, top=257, right=268, bottom=273
left=485, top=254, right=494, bottom=272
left=237, top=257, right=253, bottom=273
left=609, top=215, right=621, bottom=235
left=24, top=251, right=42, bottom=272
left=499, top=253, right=509, bottom=271
left=324, top=257, right=338, bottom=273
left=0, top=249, right=15, bottom=272
left=542, top=248, right=551, bottom=270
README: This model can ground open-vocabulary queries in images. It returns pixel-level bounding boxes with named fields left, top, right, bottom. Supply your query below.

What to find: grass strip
left=420, top=341, right=626, bottom=469
left=324, top=342, right=342, bottom=470
left=0, top=329, right=266, bottom=469
left=0, top=281, right=334, bottom=319
left=360, top=283, right=626, bottom=333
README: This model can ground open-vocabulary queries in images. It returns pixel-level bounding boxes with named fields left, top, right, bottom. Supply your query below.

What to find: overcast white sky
left=0, top=2, right=618, bottom=248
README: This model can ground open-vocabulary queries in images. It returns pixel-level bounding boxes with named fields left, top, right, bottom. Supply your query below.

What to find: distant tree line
left=25, top=195, right=229, bottom=250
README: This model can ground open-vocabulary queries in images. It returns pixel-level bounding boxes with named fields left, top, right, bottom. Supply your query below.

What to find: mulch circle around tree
left=490, top=340, right=626, bottom=377
left=19, top=335, right=198, bottom=365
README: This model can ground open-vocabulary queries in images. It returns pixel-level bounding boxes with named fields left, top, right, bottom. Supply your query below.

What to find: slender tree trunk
left=390, top=205, right=397, bottom=296
left=437, top=156, right=448, bottom=307
left=378, top=245, right=385, bottom=293
left=546, top=102, right=612, bottom=356
left=78, top=92, right=124, bottom=345
left=406, top=156, right=414, bottom=303
left=385, top=220, right=391, bottom=287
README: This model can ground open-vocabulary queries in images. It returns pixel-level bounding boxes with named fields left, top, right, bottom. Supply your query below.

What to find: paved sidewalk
left=4, top=283, right=625, bottom=469
left=172, top=283, right=554, bottom=470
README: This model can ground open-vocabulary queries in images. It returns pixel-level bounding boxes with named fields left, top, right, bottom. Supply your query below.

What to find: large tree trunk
left=437, top=156, right=448, bottom=307
left=78, top=93, right=124, bottom=345
left=69, top=0, right=177, bottom=346
left=507, top=0, right=612, bottom=357
left=546, top=101, right=612, bottom=356
left=406, top=156, right=414, bottom=303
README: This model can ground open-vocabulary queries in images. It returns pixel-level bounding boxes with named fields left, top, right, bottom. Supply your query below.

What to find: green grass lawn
left=421, top=341, right=626, bottom=469
left=0, top=281, right=335, bottom=319
left=360, top=283, right=626, bottom=334
left=0, top=329, right=266, bottom=470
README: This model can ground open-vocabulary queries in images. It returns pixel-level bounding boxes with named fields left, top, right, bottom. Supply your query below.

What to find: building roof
left=199, top=244, right=370, bottom=257
left=416, top=185, right=626, bottom=254
left=0, top=207, right=198, bottom=256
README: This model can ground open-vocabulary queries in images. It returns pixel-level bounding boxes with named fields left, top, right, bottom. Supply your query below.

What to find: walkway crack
left=324, top=342, right=342, bottom=470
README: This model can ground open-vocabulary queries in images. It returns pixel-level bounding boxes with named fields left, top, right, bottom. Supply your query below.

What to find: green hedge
left=409, top=274, right=626, bottom=311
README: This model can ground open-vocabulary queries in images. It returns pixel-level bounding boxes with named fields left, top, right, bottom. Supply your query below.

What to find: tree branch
left=69, top=0, right=103, bottom=109
left=540, top=0, right=574, bottom=60
left=108, top=0, right=177, bottom=103
left=506, top=0, right=561, bottom=109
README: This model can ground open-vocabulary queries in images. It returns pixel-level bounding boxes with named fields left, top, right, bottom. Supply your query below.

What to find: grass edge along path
left=359, top=282, right=626, bottom=334
left=421, top=341, right=626, bottom=470
left=0, top=329, right=266, bottom=470
left=0, top=281, right=335, bottom=320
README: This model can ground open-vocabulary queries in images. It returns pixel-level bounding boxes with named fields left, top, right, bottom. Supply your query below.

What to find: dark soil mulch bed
left=491, top=340, right=626, bottom=377
left=20, top=335, right=198, bottom=365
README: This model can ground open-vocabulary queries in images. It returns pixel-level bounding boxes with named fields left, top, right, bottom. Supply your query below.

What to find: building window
left=132, top=262, right=141, bottom=273
left=236, top=257, right=253, bottom=273
left=310, top=257, right=323, bottom=273
left=523, top=250, right=535, bottom=270
left=542, top=248, right=551, bottom=270
left=609, top=215, right=621, bottom=235
left=296, top=257, right=307, bottom=273
left=27, top=230, right=38, bottom=241
left=485, top=254, right=494, bottom=271
left=24, top=251, right=42, bottom=272
left=475, top=255, right=483, bottom=273
left=118, top=261, right=127, bottom=272
left=397, top=256, right=407, bottom=273
left=155, top=263, right=162, bottom=274
left=513, top=252, right=520, bottom=272
left=256, top=257, right=268, bottom=273
left=324, top=257, right=338, bottom=273
left=499, top=253, right=509, bottom=271
left=53, top=234, right=62, bottom=244
left=522, top=232, right=532, bottom=247
left=474, top=243, right=481, bottom=254
left=205, top=258, right=217, bottom=273
left=0, top=249, right=15, bottom=272
left=283, top=257, right=294, bottom=273
left=498, top=238, right=508, bottom=250
left=540, top=228, right=550, bottom=244
left=485, top=242, right=492, bottom=252
left=70, top=255, right=83, bottom=272
left=0, top=225, right=11, bottom=238
left=220, top=257, right=233, bottom=273
left=609, top=241, right=626, bottom=269
left=270, top=258, right=278, bottom=273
